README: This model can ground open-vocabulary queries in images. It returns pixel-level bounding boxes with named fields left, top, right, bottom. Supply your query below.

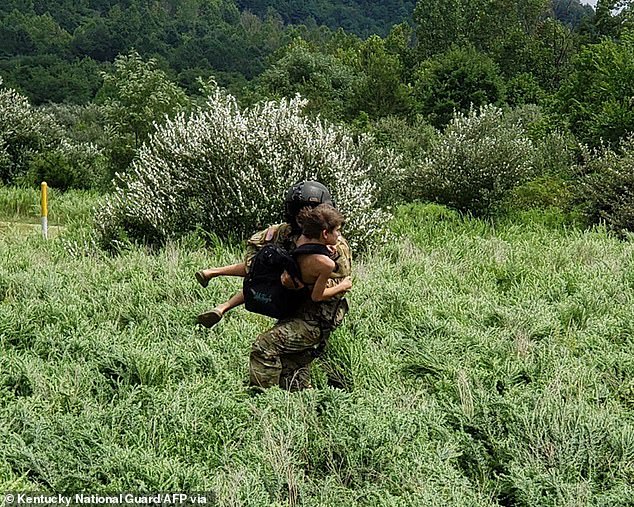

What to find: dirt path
left=0, top=220, right=64, bottom=237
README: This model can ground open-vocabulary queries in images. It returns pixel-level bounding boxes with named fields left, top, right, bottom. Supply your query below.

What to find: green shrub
left=555, top=34, right=634, bottom=148
left=414, top=47, right=505, bottom=128
left=366, top=115, right=438, bottom=205
left=505, top=73, right=546, bottom=107
left=0, top=79, right=55, bottom=184
left=257, top=38, right=360, bottom=121
left=23, top=141, right=108, bottom=190
left=41, top=103, right=109, bottom=149
left=97, top=90, right=392, bottom=252
left=33, top=104, right=111, bottom=190
left=504, top=109, right=578, bottom=215
left=98, top=51, right=191, bottom=177
left=415, top=105, right=537, bottom=216
left=576, top=137, right=634, bottom=234
left=0, top=79, right=108, bottom=189
left=508, top=175, right=572, bottom=211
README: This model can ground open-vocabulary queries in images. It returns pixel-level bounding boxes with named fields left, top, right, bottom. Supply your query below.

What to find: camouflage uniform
left=246, top=224, right=352, bottom=391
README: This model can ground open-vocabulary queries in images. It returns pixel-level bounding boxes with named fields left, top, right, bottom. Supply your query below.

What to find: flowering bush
left=577, top=137, right=634, bottom=234
left=0, top=80, right=53, bottom=184
left=0, top=79, right=107, bottom=188
left=415, top=105, right=537, bottom=215
left=97, top=90, right=392, bottom=251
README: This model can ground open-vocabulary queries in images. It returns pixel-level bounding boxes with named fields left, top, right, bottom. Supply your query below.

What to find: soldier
left=195, top=181, right=353, bottom=391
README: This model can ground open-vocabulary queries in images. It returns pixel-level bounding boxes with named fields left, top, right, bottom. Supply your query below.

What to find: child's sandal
left=195, top=271, right=209, bottom=288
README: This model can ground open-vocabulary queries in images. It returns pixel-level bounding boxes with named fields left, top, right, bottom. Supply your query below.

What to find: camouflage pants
left=249, top=317, right=327, bottom=391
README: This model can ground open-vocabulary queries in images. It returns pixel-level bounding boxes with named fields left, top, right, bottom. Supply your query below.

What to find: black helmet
left=284, top=180, right=335, bottom=228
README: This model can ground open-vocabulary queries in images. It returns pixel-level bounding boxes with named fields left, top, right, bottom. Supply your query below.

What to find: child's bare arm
left=317, top=276, right=352, bottom=301
left=310, top=261, right=352, bottom=301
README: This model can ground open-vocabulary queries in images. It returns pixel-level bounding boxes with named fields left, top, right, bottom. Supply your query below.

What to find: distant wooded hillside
left=0, top=0, right=597, bottom=105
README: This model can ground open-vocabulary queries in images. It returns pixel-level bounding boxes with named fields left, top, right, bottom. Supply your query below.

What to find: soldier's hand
left=281, top=270, right=305, bottom=289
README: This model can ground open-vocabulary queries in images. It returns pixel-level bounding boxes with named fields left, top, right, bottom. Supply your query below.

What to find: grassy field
left=1, top=188, right=633, bottom=506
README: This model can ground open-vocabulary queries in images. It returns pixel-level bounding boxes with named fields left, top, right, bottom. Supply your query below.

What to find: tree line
left=0, top=0, right=420, bottom=104
left=2, top=0, right=634, bottom=238
left=0, top=0, right=600, bottom=105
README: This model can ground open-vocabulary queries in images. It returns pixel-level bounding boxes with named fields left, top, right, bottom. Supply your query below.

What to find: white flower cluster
left=0, top=86, right=47, bottom=181
left=97, top=90, right=391, bottom=251
left=419, top=105, right=537, bottom=215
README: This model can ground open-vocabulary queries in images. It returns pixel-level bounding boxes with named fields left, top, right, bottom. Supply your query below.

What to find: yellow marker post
left=41, top=181, right=48, bottom=239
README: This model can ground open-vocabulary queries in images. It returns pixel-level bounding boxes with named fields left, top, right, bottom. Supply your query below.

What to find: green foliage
left=258, top=33, right=412, bottom=122
left=370, top=114, right=437, bottom=162
left=25, top=142, right=108, bottom=191
left=97, top=90, right=392, bottom=252
left=414, top=0, right=465, bottom=58
left=2, top=0, right=405, bottom=106
left=556, top=33, right=634, bottom=147
left=98, top=51, right=190, bottom=175
left=576, top=137, right=634, bottom=234
left=236, top=0, right=416, bottom=38
left=413, top=0, right=579, bottom=100
left=0, top=80, right=54, bottom=184
left=367, top=115, right=438, bottom=203
left=41, top=103, right=109, bottom=148
left=508, top=174, right=575, bottom=215
left=0, top=0, right=292, bottom=105
left=415, top=105, right=538, bottom=215
left=0, top=79, right=108, bottom=189
left=591, top=0, right=634, bottom=40
left=350, top=35, right=412, bottom=119
left=505, top=72, right=546, bottom=106
left=0, top=10, right=72, bottom=57
left=414, top=47, right=505, bottom=128
left=33, top=104, right=110, bottom=190
left=491, top=105, right=578, bottom=215
left=257, top=38, right=360, bottom=120
left=0, top=55, right=103, bottom=105
left=491, top=20, right=578, bottom=92
left=552, top=0, right=595, bottom=28
left=414, top=0, right=550, bottom=58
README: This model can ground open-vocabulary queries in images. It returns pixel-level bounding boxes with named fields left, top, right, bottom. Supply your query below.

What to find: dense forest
left=235, top=0, right=416, bottom=36
left=0, top=0, right=599, bottom=104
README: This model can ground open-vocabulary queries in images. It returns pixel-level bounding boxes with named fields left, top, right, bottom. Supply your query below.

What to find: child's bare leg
left=202, top=263, right=247, bottom=279
left=197, top=290, right=245, bottom=328
left=196, top=262, right=247, bottom=288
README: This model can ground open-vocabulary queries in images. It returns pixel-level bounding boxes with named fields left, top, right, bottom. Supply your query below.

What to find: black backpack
left=243, top=243, right=332, bottom=319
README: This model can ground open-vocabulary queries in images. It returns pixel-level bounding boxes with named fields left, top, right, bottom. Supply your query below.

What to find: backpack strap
left=291, top=244, right=333, bottom=258
left=292, top=243, right=339, bottom=272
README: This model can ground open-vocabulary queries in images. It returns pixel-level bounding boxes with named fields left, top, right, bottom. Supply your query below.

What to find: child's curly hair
left=297, top=204, right=345, bottom=239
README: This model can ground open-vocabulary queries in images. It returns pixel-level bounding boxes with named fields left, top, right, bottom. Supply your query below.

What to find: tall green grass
left=1, top=197, right=633, bottom=506
left=0, top=186, right=101, bottom=225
